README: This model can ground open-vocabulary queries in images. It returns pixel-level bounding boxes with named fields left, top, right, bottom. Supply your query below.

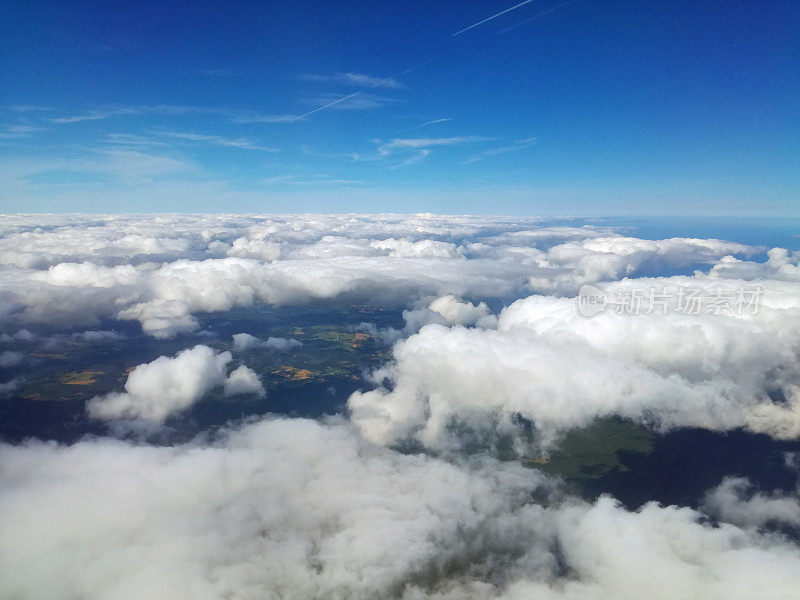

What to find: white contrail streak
left=288, top=69, right=412, bottom=122
left=452, top=0, right=537, bottom=36
left=497, top=0, right=581, bottom=34
left=289, top=92, right=362, bottom=122
left=292, top=1, right=579, bottom=122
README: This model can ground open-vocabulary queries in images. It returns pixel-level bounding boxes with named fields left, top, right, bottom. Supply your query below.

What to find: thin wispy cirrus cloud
left=300, top=92, right=402, bottom=112
left=195, top=67, right=242, bottom=77
left=149, top=130, right=279, bottom=152
left=287, top=178, right=368, bottom=185
left=462, top=137, right=537, bottom=164
left=286, top=69, right=410, bottom=123
left=104, top=133, right=168, bottom=147
left=102, top=130, right=268, bottom=153
left=43, top=104, right=303, bottom=127
left=261, top=175, right=368, bottom=186
left=8, top=150, right=197, bottom=189
left=0, top=125, right=42, bottom=140
left=93, top=150, right=197, bottom=182
left=362, top=136, right=490, bottom=168
left=301, top=72, right=404, bottom=90
left=50, top=108, right=141, bottom=124
left=47, top=106, right=201, bottom=125
left=378, top=136, right=489, bottom=152
left=7, top=105, right=53, bottom=113
left=45, top=105, right=276, bottom=125
left=231, top=113, right=303, bottom=124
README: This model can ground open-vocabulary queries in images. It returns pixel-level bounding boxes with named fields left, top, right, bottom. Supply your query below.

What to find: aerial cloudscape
left=0, top=214, right=800, bottom=598
left=1, top=2, right=799, bottom=599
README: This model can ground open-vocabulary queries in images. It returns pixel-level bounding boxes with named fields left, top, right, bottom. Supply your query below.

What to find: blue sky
left=1, top=0, right=798, bottom=215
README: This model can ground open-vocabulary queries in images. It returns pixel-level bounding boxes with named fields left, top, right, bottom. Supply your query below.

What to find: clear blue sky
left=1, top=0, right=798, bottom=214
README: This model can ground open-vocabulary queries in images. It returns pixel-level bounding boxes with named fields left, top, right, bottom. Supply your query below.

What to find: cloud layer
left=0, top=214, right=756, bottom=337
left=1, top=214, right=799, bottom=599
left=1, top=418, right=799, bottom=600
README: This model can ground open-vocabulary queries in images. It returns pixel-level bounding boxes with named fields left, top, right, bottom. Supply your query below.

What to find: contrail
left=289, top=92, right=362, bottom=122
left=289, top=68, right=419, bottom=123
left=497, top=0, right=581, bottom=34
left=451, top=0, right=537, bottom=36
left=291, top=1, right=579, bottom=122
left=413, top=118, right=450, bottom=129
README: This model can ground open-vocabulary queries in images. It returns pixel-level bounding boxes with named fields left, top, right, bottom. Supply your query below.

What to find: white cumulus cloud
left=87, top=345, right=263, bottom=424
left=350, top=275, right=800, bottom=450
left=231, top=333, right=302, bottom=353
